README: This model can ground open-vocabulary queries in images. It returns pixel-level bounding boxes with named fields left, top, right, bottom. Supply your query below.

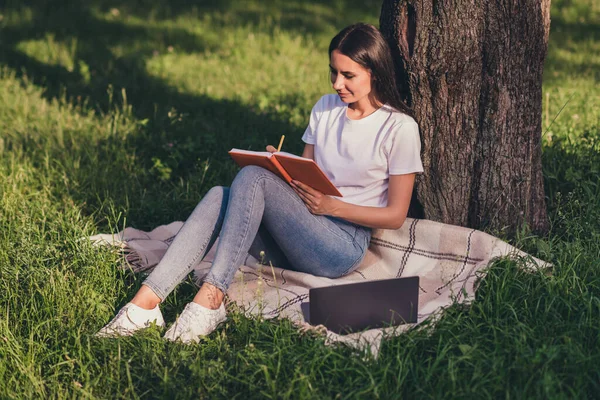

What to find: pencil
left=276, top=135, right=285, bottom=152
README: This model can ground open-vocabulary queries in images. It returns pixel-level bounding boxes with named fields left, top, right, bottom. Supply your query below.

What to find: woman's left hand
left=291, top=180, right=339, bottom=216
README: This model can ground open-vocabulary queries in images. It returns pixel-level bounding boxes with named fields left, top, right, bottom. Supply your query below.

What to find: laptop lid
left=306, top=276, right=419, bottom=334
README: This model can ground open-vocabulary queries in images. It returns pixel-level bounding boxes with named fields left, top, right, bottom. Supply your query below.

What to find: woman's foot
left=163, top=302, right=227, bottom=344
left=96, top=303, right=165, bottom=338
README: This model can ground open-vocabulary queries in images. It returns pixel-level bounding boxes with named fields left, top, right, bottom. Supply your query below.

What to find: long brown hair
left=329, top=23, right=412, bottom=116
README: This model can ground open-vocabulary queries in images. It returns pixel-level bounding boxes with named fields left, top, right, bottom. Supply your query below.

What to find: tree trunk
left=380, top=0, right=550, bottom=235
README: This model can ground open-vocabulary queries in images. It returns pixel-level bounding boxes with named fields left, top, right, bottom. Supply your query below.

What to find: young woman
left=97, top=23, right=424, bottom=343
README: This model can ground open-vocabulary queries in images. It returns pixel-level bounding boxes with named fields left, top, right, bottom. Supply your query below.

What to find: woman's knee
left=204, top=185, right=229, bottom=201
left=189, top=186, right=229, bottom=219
left=233, top=166, right=272, bottom=188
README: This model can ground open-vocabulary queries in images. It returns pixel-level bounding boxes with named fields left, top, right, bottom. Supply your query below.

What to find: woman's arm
left=301, top=144, right=315, bottom=160
left=291, top=173, right=415, bottom=230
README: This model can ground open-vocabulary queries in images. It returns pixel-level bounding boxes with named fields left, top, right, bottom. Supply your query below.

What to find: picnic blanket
left=90, top=218, right=548, bottom=357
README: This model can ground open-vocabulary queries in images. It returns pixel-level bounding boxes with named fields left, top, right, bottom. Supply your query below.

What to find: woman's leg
left=247, top=224, right=292, bottom=269
left=162, top=166, right=371, bottom=343
left=132, top=185, right=230, bottom=308
left=97, top=183, right=290, bottom=338
left=195, top=166, right=371, bottom=309
left=97, top=185, right=230, bottom=337
left=138, top=185, right=292, bottom=307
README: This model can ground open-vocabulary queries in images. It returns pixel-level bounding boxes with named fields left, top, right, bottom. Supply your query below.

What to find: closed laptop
left=305, top=276, right=419, bottom=334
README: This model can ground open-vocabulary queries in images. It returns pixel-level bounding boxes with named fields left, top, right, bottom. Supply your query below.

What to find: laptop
left=303, top=276, right=419, bottom=334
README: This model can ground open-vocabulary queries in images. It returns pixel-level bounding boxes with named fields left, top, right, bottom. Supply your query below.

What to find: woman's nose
left=332, top=74, right=344, bottom=90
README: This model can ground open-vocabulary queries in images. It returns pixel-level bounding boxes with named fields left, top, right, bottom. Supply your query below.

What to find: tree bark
left=380, top=0, right=550, bottom=235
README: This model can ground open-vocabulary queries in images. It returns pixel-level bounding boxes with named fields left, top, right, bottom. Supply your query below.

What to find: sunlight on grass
left=144, top=29, right=330, bottom=120
left=1, top=0, right=599, bottom=397
left=16, top=35, right=78, bottom=73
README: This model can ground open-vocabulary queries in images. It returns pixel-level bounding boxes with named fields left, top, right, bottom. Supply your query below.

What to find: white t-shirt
left=301, top=94, right=424, bottom=208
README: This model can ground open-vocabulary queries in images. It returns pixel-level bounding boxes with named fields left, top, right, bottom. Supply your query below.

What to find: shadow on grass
left=82, top=0, right=382, bottom=33
left=3, top=0, right=595, bottom=229
left=0, top=0, right=381, bottom=113
left=0, top=1, right=218, bottom=114
left=1, top=0, right=317, bottom=228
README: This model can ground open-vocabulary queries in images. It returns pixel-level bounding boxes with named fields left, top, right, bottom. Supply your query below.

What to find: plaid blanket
left=90, top=218, right=548, bottom=357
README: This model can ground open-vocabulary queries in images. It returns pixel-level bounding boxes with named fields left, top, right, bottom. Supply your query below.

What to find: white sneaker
left=96, top=303, right=165, bottom=338
left=163, top=302, right=227, bottom=344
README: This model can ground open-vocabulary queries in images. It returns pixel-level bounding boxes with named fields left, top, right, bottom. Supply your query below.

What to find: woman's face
left=329, top=49, right=373, bottom=105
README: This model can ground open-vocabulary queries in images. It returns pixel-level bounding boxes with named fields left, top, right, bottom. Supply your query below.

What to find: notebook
left=303, top=276, right=419, bottom=334
left=228, top=149, right=342, bottom=197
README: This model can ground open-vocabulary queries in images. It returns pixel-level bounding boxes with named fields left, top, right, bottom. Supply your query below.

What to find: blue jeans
left=143, top=166, right=372, bottom=299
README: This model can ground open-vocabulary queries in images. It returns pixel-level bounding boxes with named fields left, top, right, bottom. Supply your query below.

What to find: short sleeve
left=387, top=120, right=424, bottom=175
left=301, top=98, right=323, bottom=145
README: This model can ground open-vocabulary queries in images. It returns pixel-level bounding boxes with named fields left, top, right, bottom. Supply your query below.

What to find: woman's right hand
left=266, top=145, right=277, bottom=153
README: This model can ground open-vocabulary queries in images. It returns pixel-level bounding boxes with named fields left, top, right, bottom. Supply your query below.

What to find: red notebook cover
left=228, top=149, right=342, bottom=197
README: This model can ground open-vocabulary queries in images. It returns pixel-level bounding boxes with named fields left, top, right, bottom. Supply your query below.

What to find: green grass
left=1, top=0, right=599, bottom=398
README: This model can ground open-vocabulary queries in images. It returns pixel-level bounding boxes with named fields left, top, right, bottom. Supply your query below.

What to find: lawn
left=0, top=0, right=599, bottom=398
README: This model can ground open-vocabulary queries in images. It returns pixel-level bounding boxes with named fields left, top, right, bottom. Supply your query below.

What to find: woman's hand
left=291, top=180, right=340, bottom=216
left=266, top=145, right=277, bottom=153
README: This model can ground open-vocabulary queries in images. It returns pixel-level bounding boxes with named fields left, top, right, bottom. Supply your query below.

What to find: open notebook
left=228, top=149, right=342, bottom=197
